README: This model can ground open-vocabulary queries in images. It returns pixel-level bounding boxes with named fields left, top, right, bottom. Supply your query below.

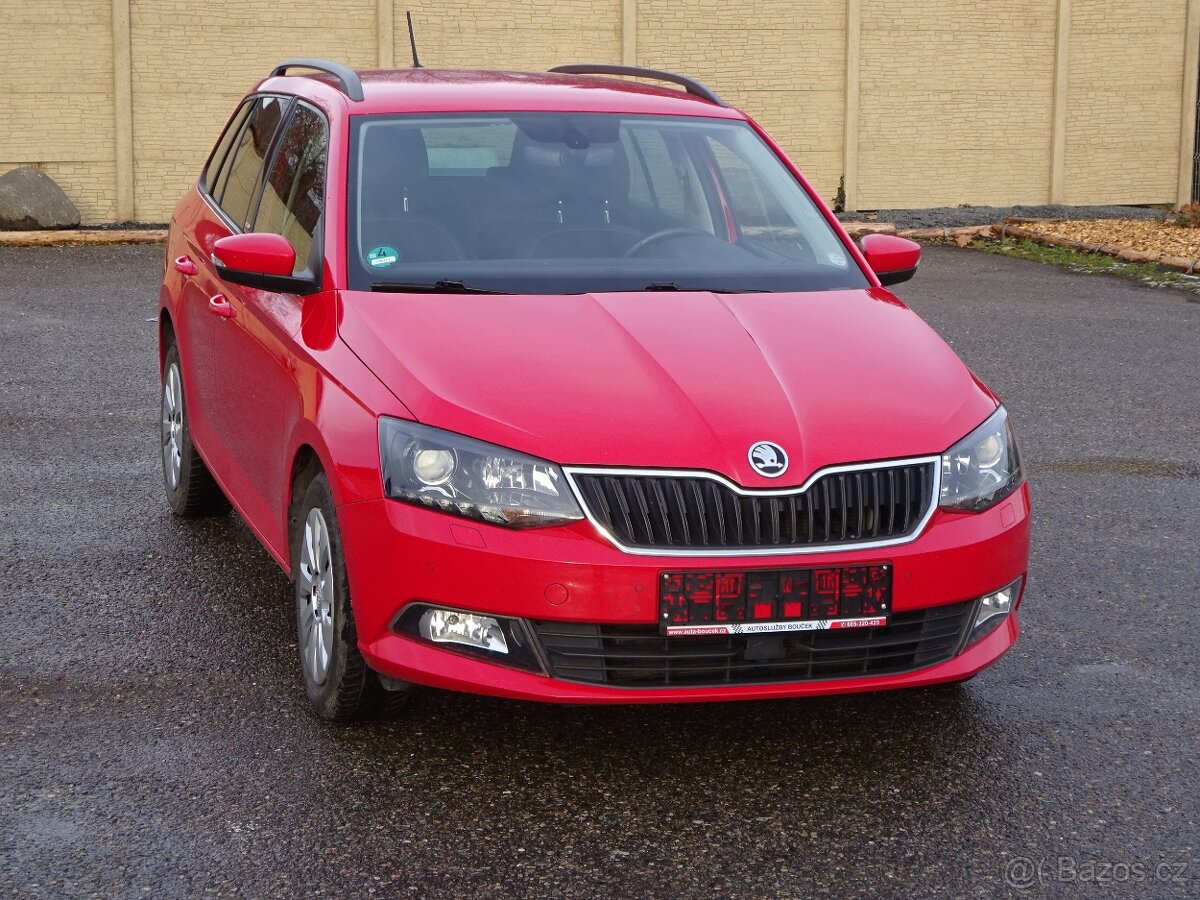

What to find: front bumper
left=339, top=482, right=1030, bottom=703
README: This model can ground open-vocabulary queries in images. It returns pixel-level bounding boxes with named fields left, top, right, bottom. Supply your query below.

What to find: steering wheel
left=622, top=227, right=712, bottom=258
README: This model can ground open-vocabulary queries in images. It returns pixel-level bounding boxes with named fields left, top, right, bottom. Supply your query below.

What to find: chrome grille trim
left=563, top=456, right=942, bottom=557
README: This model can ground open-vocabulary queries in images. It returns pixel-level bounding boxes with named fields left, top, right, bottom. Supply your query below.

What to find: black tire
left=161, top=342, right=230, bottom=517
left=293, top=473, right=409, bottom=721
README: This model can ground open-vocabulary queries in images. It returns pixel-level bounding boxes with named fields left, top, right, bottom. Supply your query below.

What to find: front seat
left=358, top=127, right=464, bottom=262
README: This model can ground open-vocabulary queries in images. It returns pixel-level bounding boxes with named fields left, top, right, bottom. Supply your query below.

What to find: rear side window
left=218, top=96, right=289, bottom=229
left=203, top=100, right=252, bottom=195
left=254, top=104, right=328, bottom=272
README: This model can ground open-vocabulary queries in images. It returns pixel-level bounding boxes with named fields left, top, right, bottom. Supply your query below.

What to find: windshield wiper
left=371, top=280, right=509, bottom=294
left=641, top=283, right=770, bottom=293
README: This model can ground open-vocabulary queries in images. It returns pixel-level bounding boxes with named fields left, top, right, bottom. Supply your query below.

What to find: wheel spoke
left=303, top=522, right=317, bottom=573
left=168, top=366, right=182, bottom=411
left=301, top=604, right=316, bottom=643
left=317, top=630, right=330, bottom=672
left=320, top=574, right=334, bottom=613
left=308, top=637, right=321, bottom=680
left=315, top=521, right=329, bottom=573
left=167, top=444, right=180, bottom=489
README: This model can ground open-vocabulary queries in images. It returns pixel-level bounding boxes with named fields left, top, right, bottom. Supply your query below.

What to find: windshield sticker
left=827, top=250, right=847, bottom=267
left=367, top=246, right=399, bottom=268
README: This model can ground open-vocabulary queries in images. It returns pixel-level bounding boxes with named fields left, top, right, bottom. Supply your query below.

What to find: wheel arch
left=158, top=305, right=175, bottom=373
left=286, top=442, right=327, bottom=567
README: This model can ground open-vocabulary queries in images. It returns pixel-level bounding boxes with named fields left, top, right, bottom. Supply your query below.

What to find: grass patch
left=971, top=237, right=1200, bottom=294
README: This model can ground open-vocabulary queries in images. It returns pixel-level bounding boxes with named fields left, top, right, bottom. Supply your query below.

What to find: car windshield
left=347, top=113, right=869, bottom=294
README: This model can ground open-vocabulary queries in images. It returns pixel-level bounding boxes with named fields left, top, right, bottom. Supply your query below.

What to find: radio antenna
left=406, top=10, right=423, bottom=68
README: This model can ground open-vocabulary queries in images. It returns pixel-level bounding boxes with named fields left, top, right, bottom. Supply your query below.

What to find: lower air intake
left=532, top=601, right=973, bottom=687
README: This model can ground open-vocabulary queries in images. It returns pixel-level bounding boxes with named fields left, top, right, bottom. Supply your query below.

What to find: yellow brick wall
left=0, top=0, right=116, bottom=221
left=637, top=1, right=847, bottom=199
left=402, top=0, right=622, bottom=71
left=0, top=0, right=1193, bottom=222
left=129, top=0, right=378, bottom=221
left=1064, top=0, right=1187, bottom=205
left=858, top=1, right=1060, bottom=207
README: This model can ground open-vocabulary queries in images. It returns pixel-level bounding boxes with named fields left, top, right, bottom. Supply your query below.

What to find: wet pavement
left=1, top=244, right=1197, bottom=898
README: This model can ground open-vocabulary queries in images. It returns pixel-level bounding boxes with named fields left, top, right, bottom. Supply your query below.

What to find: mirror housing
left=860, top=233, right=921, bottom=286
left=212, top=233, right=320, bottom=294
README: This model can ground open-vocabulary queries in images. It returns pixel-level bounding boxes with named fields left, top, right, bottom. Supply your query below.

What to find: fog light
left=967, top=576, right=1023, bottom=645
left=418, top=608, right=508, bottom=654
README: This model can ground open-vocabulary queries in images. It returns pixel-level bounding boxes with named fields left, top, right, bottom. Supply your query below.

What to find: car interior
left=347, top=113, right=868, bottom=293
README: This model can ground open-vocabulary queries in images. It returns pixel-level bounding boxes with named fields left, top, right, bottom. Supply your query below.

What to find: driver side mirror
left=859, top=233, right=921, bottom=287
left=212, top=233, right=320, bottom=295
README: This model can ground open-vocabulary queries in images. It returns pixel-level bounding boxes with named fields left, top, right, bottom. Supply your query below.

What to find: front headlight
left=379, top=418, right=585, bottom=529
left=939, top=406, right=1024, bottom=512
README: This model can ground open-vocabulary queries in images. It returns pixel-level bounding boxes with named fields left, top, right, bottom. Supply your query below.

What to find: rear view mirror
left=212, top=233, right=320, bottom=295
left=859, top=233, right=921, bottom=287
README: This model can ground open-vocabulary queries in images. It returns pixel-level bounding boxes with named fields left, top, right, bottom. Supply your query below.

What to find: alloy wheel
left=297, top=508, right=336, bottom=685
left=161, top=363, right=184, bottom=490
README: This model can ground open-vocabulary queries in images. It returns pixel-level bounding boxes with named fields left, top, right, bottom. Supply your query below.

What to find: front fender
left=282, top=294, right=415, bottom=563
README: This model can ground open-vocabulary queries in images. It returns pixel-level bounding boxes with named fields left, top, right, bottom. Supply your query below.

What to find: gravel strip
left=838, top=204, right=1164, bottom=230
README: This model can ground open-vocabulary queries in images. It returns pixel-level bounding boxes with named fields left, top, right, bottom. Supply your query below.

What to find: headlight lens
left=379, top=418, right=585, bottom=528
left=940, top=406, right=1024, bottom=512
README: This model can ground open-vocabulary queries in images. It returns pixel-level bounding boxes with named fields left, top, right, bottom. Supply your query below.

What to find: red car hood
left=337, top=288, right=996, bottom=487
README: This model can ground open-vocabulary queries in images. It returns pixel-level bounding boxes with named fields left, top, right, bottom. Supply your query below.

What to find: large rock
left=0, top=167, right=81, bottom=230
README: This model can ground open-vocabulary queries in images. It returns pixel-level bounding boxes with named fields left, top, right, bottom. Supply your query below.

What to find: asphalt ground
left=1, top=244, right=1197, bottom=899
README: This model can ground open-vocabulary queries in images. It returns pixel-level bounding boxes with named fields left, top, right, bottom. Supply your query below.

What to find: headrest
left=362, top=126, right=429, bottom=183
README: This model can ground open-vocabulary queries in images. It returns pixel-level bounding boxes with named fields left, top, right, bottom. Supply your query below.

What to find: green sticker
left=367, top=245, right=399, bottom=268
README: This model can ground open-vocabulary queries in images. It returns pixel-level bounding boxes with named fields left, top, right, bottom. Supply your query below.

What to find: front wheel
left=161, top=342, right=230, bottom=517
left=294, top=473, right=408, bottom=720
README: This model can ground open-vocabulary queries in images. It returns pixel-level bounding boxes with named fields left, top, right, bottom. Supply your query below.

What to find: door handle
left=174, top=255, right=198, bottom=276
left=207, top=294, right=237, bottom=319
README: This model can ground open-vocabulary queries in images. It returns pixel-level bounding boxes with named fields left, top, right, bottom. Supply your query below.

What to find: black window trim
left=198, top=93, right=328, bottom=296
left=198, top=93, right=294, bottom=234
left=246, top=98, right=331, bottom=282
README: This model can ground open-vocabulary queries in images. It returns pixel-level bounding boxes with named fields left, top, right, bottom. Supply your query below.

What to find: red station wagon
left=159, top=60, right=1030, bottom=719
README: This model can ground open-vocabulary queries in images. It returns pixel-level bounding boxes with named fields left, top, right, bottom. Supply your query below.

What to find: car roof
left=257, top=68, right=748, bottom=119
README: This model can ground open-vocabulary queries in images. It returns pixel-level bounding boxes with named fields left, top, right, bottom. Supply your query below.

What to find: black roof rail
left=269, top=58, right=364, bottom=102
left=548, top=64, right=727, bottom=107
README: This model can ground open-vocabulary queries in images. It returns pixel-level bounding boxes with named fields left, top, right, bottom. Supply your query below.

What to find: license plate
left=659, top=565, right=892, bottom=636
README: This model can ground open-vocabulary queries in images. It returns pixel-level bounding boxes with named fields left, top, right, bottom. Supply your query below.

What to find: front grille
left=533, top=601, right=973, bottom=687
left=569, top=461, right=935, bottom=552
